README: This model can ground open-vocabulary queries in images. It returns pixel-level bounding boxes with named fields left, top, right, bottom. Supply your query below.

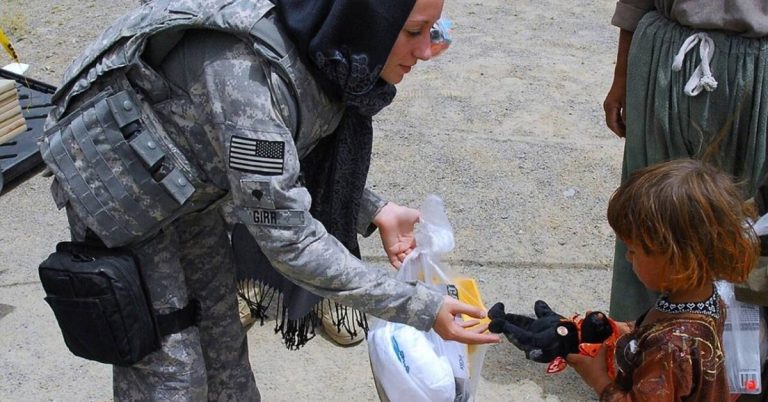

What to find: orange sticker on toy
left=546, top=357, right=568, bottom=374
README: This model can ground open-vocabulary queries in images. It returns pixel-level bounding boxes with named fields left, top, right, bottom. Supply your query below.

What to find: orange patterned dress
left=601, top=307, right=728, bottom=402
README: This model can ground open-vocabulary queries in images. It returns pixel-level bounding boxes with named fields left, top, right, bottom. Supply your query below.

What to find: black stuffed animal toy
left=488, top=300, right=619, bottom=377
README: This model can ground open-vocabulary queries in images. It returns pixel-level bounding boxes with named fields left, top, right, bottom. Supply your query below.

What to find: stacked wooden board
left=0, top=69, right=56, bottom=193
left=0, top=78, right=26, bottom=145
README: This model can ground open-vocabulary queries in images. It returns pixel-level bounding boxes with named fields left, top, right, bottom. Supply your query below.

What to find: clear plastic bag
left=367, top=195, right=489, bottom=402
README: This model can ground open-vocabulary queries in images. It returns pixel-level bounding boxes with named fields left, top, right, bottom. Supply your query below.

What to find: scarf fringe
left=321, top=298, right=369, bottom=340
left=238, top=278, right=319, bottom=349
left=275, top=291, right=321, bottom=350
left=238, top=279, right=369, bottom=349
left=237, top=278, right=276, bottom=326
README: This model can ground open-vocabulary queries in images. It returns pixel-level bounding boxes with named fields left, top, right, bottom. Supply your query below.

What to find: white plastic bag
left=717, top=281, right=765, bottom=394
left=717, top=213, right=768, bottom=394
left=753, top=213, right=768, bottom=238
left=367, top=195, right=488, bottom=402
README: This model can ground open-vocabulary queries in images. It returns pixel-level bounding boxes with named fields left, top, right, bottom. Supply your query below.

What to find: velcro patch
left=239, top=179, right=275, bottom=209
left=229, top=136, right=285, bottom=176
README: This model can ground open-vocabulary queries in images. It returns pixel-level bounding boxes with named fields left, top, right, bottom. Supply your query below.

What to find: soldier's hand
left=373, top=202, right=419, bottom=269
left=433, top=296, right=501, bottom=345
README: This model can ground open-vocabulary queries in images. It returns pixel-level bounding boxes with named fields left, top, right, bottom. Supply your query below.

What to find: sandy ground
left=0, top=0, right=624, bottom=401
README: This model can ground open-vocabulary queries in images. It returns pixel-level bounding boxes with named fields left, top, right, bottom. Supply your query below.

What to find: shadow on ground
left=482, top=340, right=597, bottom=401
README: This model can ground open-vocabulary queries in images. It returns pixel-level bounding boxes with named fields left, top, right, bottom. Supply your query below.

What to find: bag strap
left=156, top=299, right=201, bottom=336
left=83, top=228, right=108, bottom=248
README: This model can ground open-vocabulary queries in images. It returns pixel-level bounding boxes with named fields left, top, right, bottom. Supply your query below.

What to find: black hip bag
left=38, top=242, right=199, bottom=366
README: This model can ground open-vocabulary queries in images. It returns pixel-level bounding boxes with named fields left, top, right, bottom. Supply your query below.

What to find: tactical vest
left=41, top=0, right=341, bottom=247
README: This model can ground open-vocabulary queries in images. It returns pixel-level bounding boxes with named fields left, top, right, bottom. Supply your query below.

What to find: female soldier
left=41, top=0, right=499, bottom=400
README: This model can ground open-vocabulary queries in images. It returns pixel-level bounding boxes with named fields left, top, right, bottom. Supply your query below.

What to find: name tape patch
left=238, top=208, right=306, bottom=227
left=229, top=136, right=285, bottom=176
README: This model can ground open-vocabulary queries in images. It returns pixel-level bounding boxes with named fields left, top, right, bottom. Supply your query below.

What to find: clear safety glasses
left=430, top=18, right=452, bottom=58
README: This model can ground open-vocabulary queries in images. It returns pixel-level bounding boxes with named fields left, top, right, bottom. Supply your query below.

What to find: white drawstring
left=671, top=32, right=718, bottom=96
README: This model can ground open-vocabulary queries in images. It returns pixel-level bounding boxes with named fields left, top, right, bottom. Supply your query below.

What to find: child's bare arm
left=566, top=345, right=612, bottom=396
left=616, top=320, right=633, bottom=335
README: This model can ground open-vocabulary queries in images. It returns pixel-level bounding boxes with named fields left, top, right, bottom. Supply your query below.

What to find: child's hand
left=566, top=344, right=612, bottom=396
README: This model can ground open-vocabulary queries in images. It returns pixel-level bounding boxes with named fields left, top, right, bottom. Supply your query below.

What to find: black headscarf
left=274, top=0, right=416, bottom=250
left=235, top=0, right=417, bottom=349
left=274, top=0, right=416, bottom=99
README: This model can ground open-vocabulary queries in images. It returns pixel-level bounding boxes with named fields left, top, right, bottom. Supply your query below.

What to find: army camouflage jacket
left=45, top=0, right=443, bottom=330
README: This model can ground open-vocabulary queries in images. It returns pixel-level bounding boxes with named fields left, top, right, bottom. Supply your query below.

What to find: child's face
left=624, top=240, right=669, bottom=292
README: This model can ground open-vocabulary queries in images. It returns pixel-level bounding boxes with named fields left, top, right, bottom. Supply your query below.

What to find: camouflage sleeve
left=170, top=32, right=442, bottom=330
left=357, top=188, right=387, bottom=237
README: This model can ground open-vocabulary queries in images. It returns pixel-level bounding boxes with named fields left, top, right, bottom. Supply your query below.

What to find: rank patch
left=239, top=179, right=275, bottom=209
left=229, top=136, right=285, bottom=175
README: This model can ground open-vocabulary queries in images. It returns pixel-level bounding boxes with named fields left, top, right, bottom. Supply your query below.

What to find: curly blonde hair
left=607, top=159, right=759, bottom=292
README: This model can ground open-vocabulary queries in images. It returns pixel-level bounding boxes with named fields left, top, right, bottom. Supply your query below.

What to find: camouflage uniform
left=65, top=205, right=255, bottom=401
left=42, top=0, right=443, bottom=400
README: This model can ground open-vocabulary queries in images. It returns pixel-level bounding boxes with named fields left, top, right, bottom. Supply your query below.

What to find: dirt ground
left=0, top=0, right=624, bottom=401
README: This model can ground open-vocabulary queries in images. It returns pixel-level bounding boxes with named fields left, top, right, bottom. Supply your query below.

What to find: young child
left=568, top=159, right=760, bottom=401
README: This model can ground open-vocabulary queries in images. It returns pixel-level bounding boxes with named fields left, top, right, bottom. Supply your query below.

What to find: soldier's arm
left=163, top=31, right=443, bottom=330
left=357, top=188, right=387, bottom=237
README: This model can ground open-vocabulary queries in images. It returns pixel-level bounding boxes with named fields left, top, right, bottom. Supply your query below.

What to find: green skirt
left=610, top=11, right=768, bottom=321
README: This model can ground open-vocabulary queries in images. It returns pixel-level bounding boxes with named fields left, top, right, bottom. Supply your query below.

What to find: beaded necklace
left=654, top=290, right=720, bottom=319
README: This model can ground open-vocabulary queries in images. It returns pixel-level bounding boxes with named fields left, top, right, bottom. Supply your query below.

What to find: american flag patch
left=229, top=136, right=285, bottom=176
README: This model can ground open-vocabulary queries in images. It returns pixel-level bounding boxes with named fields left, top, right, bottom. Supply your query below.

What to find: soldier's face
left=380, top=0, right=444, bottom=85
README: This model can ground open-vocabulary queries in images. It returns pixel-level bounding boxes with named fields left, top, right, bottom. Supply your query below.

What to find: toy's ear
left=534, top=300, right=564, bottom=319
left=533, top=300, right=552, bottom=318
left=488, top=302, right=506, bottom=320
left=581, top=311, right=613, bottom=343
